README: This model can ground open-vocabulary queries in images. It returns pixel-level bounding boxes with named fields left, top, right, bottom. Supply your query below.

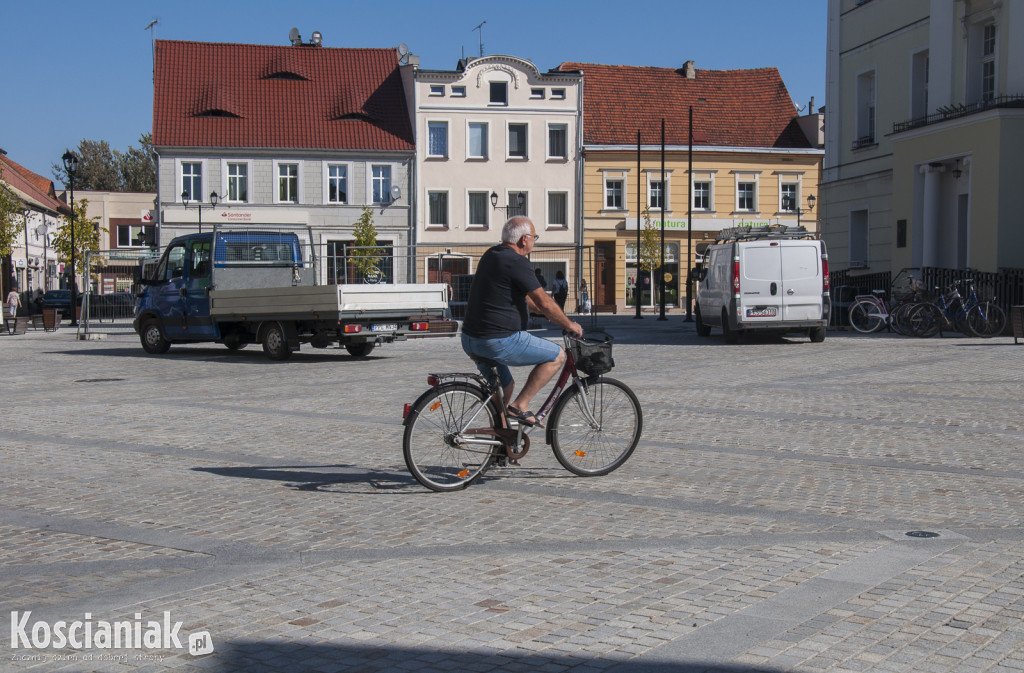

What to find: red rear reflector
left=411, top=322, right=429, bottom=331
left=822, top=258, right=830, bottom=291
left=732, top=261, right=740, bottom=293
left=403, top=403, right=411, bottom=419
left=427, top=375, right=440, bottom=386
left=342, top=324, right=362, bottom=333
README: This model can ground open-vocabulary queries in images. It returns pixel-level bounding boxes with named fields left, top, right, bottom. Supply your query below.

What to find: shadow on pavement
left=49, top=346, right=393, bottom=364
left=193, top=464, right=419, bottom=492
left=206, top=640, right=791, bottom=673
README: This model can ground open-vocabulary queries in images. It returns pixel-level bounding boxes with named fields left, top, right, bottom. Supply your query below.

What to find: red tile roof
left=154, top=40, right=414, bottom=152
left=558, top=62, right=809, bottom=149
left=0, top=155, right=68, bottom=214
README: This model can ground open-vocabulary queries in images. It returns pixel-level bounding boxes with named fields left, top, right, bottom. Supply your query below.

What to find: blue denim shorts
left=461, top=331, right=561, bottom=389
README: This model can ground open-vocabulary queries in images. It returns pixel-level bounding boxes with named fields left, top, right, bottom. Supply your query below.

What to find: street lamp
left=182, top=190, right=221, bottom=233
left=490, top=191, right=525, bottom=219
left=61, top=150, right=79, bottom=326
left=784, top=193, right=816, bottom=231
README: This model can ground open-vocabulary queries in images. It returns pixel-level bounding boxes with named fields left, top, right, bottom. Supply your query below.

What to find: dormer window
left=489, top=81, right=508, bottom=105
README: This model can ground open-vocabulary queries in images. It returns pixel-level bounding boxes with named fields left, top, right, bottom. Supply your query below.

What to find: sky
left=0, top=0, right=827, bottom=184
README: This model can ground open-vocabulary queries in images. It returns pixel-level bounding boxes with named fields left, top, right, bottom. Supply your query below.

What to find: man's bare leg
left=510, top=350, right=566, bottom=413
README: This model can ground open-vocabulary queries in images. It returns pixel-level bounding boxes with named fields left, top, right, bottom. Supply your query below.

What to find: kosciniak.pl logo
left=10, top=611, right=213, bottom=656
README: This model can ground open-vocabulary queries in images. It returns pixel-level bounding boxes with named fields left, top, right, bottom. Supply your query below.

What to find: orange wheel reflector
left=430, top=401, right=442, bottom=411
left=575, top=450, right=587, bottom=457
left=458, top=469, right=469, bottom=478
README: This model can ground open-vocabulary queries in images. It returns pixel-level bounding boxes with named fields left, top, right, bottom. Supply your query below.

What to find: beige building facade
left=823, top=0, right=1024, bottom=275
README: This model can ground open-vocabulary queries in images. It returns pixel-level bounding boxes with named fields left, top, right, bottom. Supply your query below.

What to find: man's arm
left=527, top=287, right=583, bottom=337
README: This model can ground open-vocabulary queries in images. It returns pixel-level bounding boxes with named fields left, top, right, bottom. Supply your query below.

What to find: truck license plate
left=371, top=323, right=398, bottom=332
left=746, top=307, right=778, bottom=317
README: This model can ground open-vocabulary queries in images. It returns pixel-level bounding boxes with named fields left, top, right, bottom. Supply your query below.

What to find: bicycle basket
left=570, top=337, right=615, bottom=376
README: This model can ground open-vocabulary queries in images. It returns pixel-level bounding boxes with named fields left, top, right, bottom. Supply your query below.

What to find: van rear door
left=780, top=242, right=824, bottom=320
left=739, top=243, right=782, bottom=322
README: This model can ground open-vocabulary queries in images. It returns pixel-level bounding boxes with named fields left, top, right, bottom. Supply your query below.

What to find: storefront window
left=626, top=242, right=679, bottom=308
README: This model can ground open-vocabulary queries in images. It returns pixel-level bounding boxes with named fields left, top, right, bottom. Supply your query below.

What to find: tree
left=350, top=206, right=385, bottom=282
left=638, top=208, right=662, bottom=274
left=51, top=197, right=104, bottom=283
left=0, top=166, right=24, bottom=262
left=51, top=133, right=156, bottom=192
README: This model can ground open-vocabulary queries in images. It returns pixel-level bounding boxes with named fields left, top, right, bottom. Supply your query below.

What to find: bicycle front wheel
left=549, top=377, right=642, bottom=477
left=848, top=298, right=884, bottom=333
left=908, top=303, right=942, bottom=338
left=403, top=382, right=500, bottom=492
left=965, top=301, right=1007, bottom=338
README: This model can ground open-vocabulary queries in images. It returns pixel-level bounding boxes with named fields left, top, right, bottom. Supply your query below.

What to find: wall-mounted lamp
left=952, top=159, right=963, bottom=180
left=490, top=191, right=525, bottom=217
left=182, top=190, right=221, bottom=233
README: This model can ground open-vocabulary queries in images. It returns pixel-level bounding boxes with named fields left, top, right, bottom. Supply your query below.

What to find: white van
left=695, top=226, right=830, bottom=343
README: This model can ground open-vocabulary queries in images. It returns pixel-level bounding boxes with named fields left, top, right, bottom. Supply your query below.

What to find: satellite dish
left=288, top=27, right=301, bottom=45
left=389, top=185, right=402, bottom=202
left=397, top=43, right=410, bottom=65
left=311, top=30, right=323, bottom=46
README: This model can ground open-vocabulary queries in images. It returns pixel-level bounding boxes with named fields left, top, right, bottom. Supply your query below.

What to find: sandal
left=507, top=405, right=543, bottom=428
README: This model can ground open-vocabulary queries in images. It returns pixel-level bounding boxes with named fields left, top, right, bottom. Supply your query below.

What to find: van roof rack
left=714, top=224, right=817, bottom=243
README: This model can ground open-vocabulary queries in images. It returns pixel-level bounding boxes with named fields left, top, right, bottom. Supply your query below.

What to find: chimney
left=683, top=60, right=696, bottom=79
left=808, top=96, right=816, bottom=114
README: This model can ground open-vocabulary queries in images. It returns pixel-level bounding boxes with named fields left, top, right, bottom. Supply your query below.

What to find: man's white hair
left=502, top=216, right=533, bottom=245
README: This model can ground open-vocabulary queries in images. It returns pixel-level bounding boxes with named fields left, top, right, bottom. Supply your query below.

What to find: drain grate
left=905, top=530, right=940, bottom=538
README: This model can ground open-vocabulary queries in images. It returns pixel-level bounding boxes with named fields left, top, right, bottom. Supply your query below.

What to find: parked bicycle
left=848, top=289, right=919, bottom=335
left=402, top=332, right=642, bottom=492
left=908, top=279, right=1006, bottom=338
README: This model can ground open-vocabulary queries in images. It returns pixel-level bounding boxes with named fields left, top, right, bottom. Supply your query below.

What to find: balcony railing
left=891, top=94, right=1024, bottom=134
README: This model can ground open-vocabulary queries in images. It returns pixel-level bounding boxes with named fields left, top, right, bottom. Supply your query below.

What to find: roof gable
left=559, top=62, right=809, bottom=149
left=0, top=155, right=67, bottom=214
left=154, top=40, right=414, bottom=152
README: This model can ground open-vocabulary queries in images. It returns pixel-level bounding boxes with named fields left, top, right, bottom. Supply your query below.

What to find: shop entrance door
left=595, top=241, right=616, bottom=307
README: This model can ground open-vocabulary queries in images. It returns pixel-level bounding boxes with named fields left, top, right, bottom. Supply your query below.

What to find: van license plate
left=372, top=323, right=398, bottom=332
left=746, top=307, right=778, bottom=317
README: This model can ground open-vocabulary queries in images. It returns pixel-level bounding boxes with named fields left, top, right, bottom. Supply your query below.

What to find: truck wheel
left=140, top=320, right=171, bottom=354
left=722, top=309, right=739, bottom=344
left=262, top=323, right=292, bottom=361
left=345, top=342, right=376, bottom=357
left=223, top=328, right=248, bottom=350
left=695, top=305, right=711, bottom=337
left=809, top=326, right=826, bottom=343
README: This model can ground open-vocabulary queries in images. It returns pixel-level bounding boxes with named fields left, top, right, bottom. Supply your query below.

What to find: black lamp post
left=490, top=191, right=525, bottom=219
left=784, top=193, right=816, bottom=230
left=182, top=191, right=220, bottom=233
left=61, top=150, right=79, bottom=326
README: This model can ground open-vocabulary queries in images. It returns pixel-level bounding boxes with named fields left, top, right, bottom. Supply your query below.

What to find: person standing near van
left=551, top=270, right=569, bottom=311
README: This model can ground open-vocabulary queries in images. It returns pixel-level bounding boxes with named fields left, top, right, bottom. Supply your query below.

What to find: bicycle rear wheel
left=964, top=301, right=1007, bottom=338
left=549, top=377, right=642, bottom=477
left=908, top=303, right=942, bottom=338
left=849, top=298, right=884, bottom=333
left=890, top=302, right=918, bottom=336
left=403, top=382, right=499, bottom=491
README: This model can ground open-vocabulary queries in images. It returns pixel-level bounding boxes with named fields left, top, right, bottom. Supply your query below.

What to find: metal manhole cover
left=905, top=530, right=940, bottom=538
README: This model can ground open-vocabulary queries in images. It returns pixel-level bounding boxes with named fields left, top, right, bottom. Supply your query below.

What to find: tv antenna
left=472, top=20, right=486, bottom=57
left=144, top=19, right=159, bottom=84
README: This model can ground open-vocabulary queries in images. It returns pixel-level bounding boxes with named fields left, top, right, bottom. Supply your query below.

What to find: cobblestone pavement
left=1, top=320, right=1022, bottom=672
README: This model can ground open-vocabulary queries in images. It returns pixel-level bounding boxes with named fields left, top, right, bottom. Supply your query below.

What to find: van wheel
left=223, top=328, right=248, bottom=350
left=262, top=323, right=292, bottom=361
left=721, top=310, right=739, bottom=344
left=345, top=342, right=375, bottom=357
left=809, top=326, right=826, bottom=343
left=140, top=320, right=171, bottom=354
left=695, top=306, right=711, bottom=337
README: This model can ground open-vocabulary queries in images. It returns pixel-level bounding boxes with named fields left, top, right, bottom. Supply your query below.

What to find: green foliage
left=0, top=166, right=24, bottom=259
left=350, top=206, right=385, bottom=277
left=638, top=208, right=662, bottom=273
left=51, top=198, right=105, bottom=277
left=52, top=133, right=156, bottom=192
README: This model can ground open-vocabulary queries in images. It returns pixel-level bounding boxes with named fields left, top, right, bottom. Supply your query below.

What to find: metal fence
left=79, top=249, right=160, bottom=337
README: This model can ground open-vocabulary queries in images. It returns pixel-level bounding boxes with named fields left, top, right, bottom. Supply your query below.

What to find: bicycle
left=402, top=332, right=643, bottom=492
left=909, top=279, right=1006, bottom=338
left=847, top=286, right=925, bottom=335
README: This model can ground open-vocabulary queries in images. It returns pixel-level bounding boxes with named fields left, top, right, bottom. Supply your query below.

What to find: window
left=605, top=180, right=623, bottom=210
left=371, top=165, right=392, bottom=204
left=117, top=224, right=155, bottom=248
left=737, top=182, right=755, bottom=211
left=530, top=88, right=545, bottom=99
left=547, top=192, right=568, bottom=227
left=982, top=23, right=996, bottom=102
left=547, top=124, right=567, bottom=160
left=427, top=191, right=448, bottom=227
left=326, top=164, right=348, bottom=204
left=508, top=123, right=527, bottom=159
left=181, top=162, right=201, bottom=201
left=451, top=85, right=466, bottom=97
left=429, top=84, right=445, bottom=96
left=855, top=70, right=876, bottom=147
left=693, top=181, right=710, bottom=210
left=850, top=209, right=869, bottom=267
left=780, top=183, right=797, bottom=212
left=911, top=50, right=929, bottom=120
left=551, top=89, right=566, bottom=100
left=428, top=121, right=448, bottom=158
left=468, top=192, right=489, bottom=228
left=649, top=180, right=664, bottom=210
left=490, top=81, right=508, bottom=105
left=468, top=122, right=488, bottom=159
left=277, top=162, right=299, bottom=203
left=225, top=162, right=248, bottom=202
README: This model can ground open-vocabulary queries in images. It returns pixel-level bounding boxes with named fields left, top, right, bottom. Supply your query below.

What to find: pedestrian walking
left=6, top=284, right=22, bottom=319
left=552, top=270, right=569, bottom=311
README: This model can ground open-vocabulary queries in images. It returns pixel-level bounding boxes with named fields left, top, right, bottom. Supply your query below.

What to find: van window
left=164, top=245, right=186, bottom=280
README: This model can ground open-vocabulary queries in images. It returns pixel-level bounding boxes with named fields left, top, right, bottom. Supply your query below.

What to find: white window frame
left=692, top=172, right=716, bottom=212
left=221, top=159, right=251, bottom=204
left=646, top=170, right=672, bottom=212
left=530, top=88, right=545, bottom=99
left=501, top=189, right=529, bottom=220
left=551, top=88, right=566, bottom=100
left=546, top=190, right=569, bottom=229
left=546, top=123, right=568, bottom=161
left=273, top=160, right=302, bottom=204
left=427, top=120, right=449, bottom=159
left=981, top=22, right=997, bottom=102
left=323, top=162, right=351, bottom=205
left=426, top=189, right=450, bottom=229
left=507, top=121, right=529, bottom=160
left=429, top=84, right=445, bottom=96
left=732, top=171, right=760, bottom=213
left=367, top=163, right=396, bottom=205
left=489, top=81, right=508, bottom=106
left=855, top=68, right=876, bottom=147
left=467, top=191, right=490, bottom=230
left=466, top=121, right=489, bottom=160
left=602, top=171, right=627, bottom=212
left=779, top=182, right=798, bottom=213
left=451, top=85, right=466, bottom=98
left=177, top=159, right=207, bottom=203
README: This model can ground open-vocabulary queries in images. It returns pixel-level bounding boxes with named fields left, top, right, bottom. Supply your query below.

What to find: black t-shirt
left=462, top=244, right=541, bottom=338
